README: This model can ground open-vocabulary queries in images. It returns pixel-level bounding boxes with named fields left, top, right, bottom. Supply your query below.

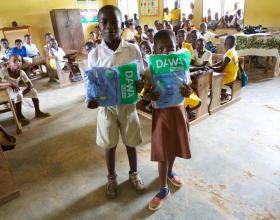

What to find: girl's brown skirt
left=151, top=105, right=191, bottom=162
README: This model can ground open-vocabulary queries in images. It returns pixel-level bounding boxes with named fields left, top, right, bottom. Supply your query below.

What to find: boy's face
left=25, top=36, right=32, bottom=44
left=45, top=34, right=54, bottom=42
left=1, top=40, right=9, bottom=49
left=196, top=40, right=205, bottom=52
left=136, top=26, right=142, bottom=34
left=154, top=35, right=176, bottom=55
left=140, top=43, right=152, bottom=57
left=185, top=21, right=191, bottom=29
left=177, top=32, right=186, bottom=44
left=144, top=25, right=149, bottom=32
left=50, top=40, right=58, bottom=49
left=99, top=9, right=122, bottom=43
left=146, top=32, right=154, bottom=43
left=200, top=24, right=207, bottom=33
left=15, top=42, right=22, bottom=49
left=9, top=55, right=22, bottom=71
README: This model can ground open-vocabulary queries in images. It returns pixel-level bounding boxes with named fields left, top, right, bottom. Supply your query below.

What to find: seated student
left=0, top=125, right=16, bottom=151
left=177, top=29, right=198, bottom=55
left=84, top=41, right=95, bottom=54
left=230, top=9, right=243, bottom=31
left=191, top=38, right=212, bottom=70
left=43, top=33, right=54, bottom=55
left=165, top=22, right=173, bottom=31
left=146, top=28, right=155, bottom=45
left=163, top=8, right=171, bottom=23
left=23, top=34, right=40, bottom=58
left=139, top=40, right=152, bottom=68
left=154, top=20, right=161, bottom=33
left=12, top=39, right=28, bottom=58
left=176, top=29, right=187, bottom=50
left=183, top=19, right=195, bottom=34
left=0, top=38, right=13, bottom=62
left=144, top=24, right=149, bottom=33
left=122, top=23, right=137, bottom=43
left=0, top=54, right=50, bottom=126
left=135, top=26, right=148, bottom=44
left=90, top=27, right=102, bottom=46
left=47, top=39, right=66, bottom=70
left=209, top=35, right=239, bottom=101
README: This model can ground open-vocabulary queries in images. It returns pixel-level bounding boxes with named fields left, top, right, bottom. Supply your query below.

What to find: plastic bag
left=85, top=63, right=140, bottom=106
left=149, top=51, right=191, bottom=109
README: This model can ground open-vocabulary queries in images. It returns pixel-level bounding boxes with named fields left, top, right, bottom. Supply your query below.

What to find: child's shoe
left=129, top=172, right=145, bottom=193
left=148, top=187, right=170, bottom=211
left=168, top=170, right=184, bottom=187
left=35, top=111, right=51, bottom=118
left=106, top=175, right=118, bottom=199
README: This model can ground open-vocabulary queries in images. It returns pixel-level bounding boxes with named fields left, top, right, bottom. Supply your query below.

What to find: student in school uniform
left=47, top=39, right=66, bottom=70
left=87, top=5, right=145, bottom=199
left=135, top=26, right=148, bottom=44
left=183, top=19, right=195, bottom=34
left=170, top=0, right=181, bottom=28
left=122, top=22, right=137, bottom=42
left=209, top=35, right=239, bottom=101
left=0, top=38, right=13, bottom=61
left=23, top=34, right=40, bottom=58
left=163, top=7, right=171, bottom=23
left=43, top=33, right=54, bottom=55
left=191, top=38, right=212, bottom=69
left=12, top=39, right=28, bottom=58
left=143, top=30, right=192, bottom=210
left=199, top=22, right=227, bottom=43
left=0, top=54, right=50, bottom=126
left=146, top=28, right=155, bottom=45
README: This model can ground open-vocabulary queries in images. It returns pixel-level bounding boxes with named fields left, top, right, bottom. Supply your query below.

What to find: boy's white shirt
left=0, top=67, right=31, bottom=85
left=88, top=39, right=144, bottom=76
left=192, top=49, right=212, bottom=66
left=49, top=47, right=66, bottom=69
left=23, top=42, right=39, bottom=57
left=201, top=31, right=216, bottom=42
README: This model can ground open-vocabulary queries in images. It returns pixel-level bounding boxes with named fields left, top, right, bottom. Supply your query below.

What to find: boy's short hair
left=177, top=29, right=187, bottom=34
left=98, top=5, right=122, bottom=20
left=139, top=40, right=152, bottom=48
left=44, top=33, right=52, bottom=38
left=15, top=39, right=22, bottom=44
left=146, top=28, right=155, bottom=34
left=200, top=22, right=207, bottom=27
left=225, top=35, right=236, bottom=47
left=24, top=34, right=31, bottom=38
left=154, top=30, right=176, bottom=43
left=0, top=38, right=8, bottom=43
left=197, top=38, right=206, bottom=44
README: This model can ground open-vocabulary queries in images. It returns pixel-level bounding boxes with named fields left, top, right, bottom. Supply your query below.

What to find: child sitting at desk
left=23, top=34, right=40, bottom=58
left=12, top=39, right=28, bottom=58
left=209, top=35, right=239, bottom=102
left=0, top=54, right=50, bottom=126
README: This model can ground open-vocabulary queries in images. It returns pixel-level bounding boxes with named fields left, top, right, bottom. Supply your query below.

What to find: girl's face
left=9, top=55, right=22, bottom=71
left=154, top=36, right=176, bottom=55
left=140, top=43, right=152, bottom=57
left=177, top=32, right=186, bottom=44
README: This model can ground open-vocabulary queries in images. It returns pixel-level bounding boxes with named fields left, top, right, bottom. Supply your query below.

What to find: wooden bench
left=190, top=71, right=212, bottom=125
left=0, top=148, right=20, bottom=206
left=0, top=90, right=22, bottom=134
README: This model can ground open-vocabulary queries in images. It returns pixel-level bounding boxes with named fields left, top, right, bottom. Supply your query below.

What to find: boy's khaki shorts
left=96, top=105, right=142, bottom=149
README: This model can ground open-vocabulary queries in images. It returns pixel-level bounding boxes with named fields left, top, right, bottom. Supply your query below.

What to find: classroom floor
left=0, top=76, right=279, bottom=220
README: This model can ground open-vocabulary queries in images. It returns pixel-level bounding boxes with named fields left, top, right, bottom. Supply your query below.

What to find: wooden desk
left=209, top=72, right=224, bottom=114
left=0, top=149, right=20, bottom=206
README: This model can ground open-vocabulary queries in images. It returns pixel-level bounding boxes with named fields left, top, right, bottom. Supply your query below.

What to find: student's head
left=139, top=40, right=152, bottom=57
left=215, top=12, right=219, bottom=20
left=166, top=22, right=173, bottom=30
left=98, top=5, right=122, bottom=43
left=177, top=29, right=187, bottom=45
left=128, top=22, right=134, bottom=31
left=196, top=38, right=206, bottom=52
left=207, top=8, right=211, bottom=15
left=188, top=14, right=193, bottom=20
left=190, top=30, right=199, bottom=42
left=154, top=30, right=176, bottom=55
left=84, top=41, right=94, bottom=53
left=184, top=19, right=192, bottom=29
left=8, top=54, right=22, bottom=71
left=234, top=2, right=240, bottom=11
left=146, top=29, right=155, bottom=43
left=136, top=26, right=142, bottom=34
left=159, top=23, right=165, bottom=30
left=200, top=22, right=207, bottom=33
left=124, top=14, right=128, bottom=20
left=15, top=39, right=23, bottom=49
left=154, top=20, right=161, bottom=30
left=224, top=35, right=236, bottom=50
left=144, top=25, right=149, bottom=33
left=49, top=38, right=58, bottom=49
left=174, top=0, right=179, bottom=8
left=0, top=38, right=9, bottom=49
left=45, top=33, right=54, bottom=43
left=164, top=7, right=169, bottom=14
left=190, top=2, right=194, bottom=10
left=24, top=34, right=32, bottom=44
left=237, top=9, right=242, bottom=17
left=134, top=13, right=138, bottom=19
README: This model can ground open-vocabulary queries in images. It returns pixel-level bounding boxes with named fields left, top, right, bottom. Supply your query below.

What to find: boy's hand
left=150, top=85, right=160, bottom=101
left=180, top=83, right=192, bottom=97
left=9, top=82, right=20, bottom=92
left=135, top=79, right=144, bottom=93
left=87, top=100, right=99, bottom=109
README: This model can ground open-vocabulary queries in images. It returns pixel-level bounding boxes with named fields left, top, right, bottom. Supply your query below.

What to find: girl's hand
left=150, top=85, right=160, bottom=101
left=180, top=83, right=192, bottom=97
left=87, top=100, right=99, bottom=109
left=135, top=79, right=144, bottom=93
left=9, top=82, right=20, bottom=92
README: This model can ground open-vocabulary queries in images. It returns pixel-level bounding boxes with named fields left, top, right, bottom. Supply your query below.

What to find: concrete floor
left=0, top=77, right=279, bottom=220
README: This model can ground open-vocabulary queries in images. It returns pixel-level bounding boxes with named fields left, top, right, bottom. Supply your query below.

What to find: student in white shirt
left=43, top=33, right=54, bottom=55
left=199, top=22, right=227, bottom=43
left=190, top=38, right=212, bottom=71
left=121, top=23, right=138, bottom=42
left=48, top=39, right=66, bottom=69
left=23, top=34, right=40, bottom=57
left=87, top=5, right=145, bottom=199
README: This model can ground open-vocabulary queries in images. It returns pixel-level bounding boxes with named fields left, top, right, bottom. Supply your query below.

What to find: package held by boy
left=149, top=51, right=191, bottom=109
left=85, top=62, right=140, bottom=106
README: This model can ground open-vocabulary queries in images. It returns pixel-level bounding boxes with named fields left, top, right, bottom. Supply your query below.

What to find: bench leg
left=7, top=96, right=22, bottom=134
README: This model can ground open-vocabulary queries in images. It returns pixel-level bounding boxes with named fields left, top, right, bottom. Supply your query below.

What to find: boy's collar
left=101, top=39, right=129, bottom=53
